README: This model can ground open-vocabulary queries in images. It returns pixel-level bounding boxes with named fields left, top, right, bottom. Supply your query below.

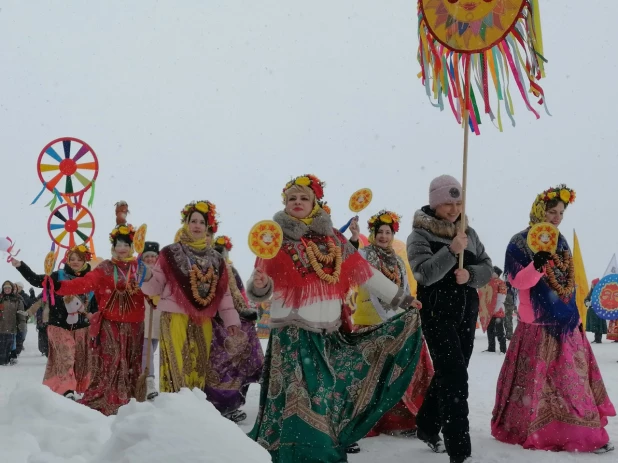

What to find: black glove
left=239, top=309, right=258, bottom=322
left=533, top=251, right=552, bottom=271
left=29, top=288, right=35, bottom=297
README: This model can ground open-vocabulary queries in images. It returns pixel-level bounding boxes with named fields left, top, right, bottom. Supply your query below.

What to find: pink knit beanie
left=429, top=175, right=462, bottom=209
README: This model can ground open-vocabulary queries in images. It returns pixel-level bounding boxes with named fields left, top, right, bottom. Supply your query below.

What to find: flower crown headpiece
left=67, top=243, right=93, bottom=262
left=214, top=235, right=233, bottom=251
left=529, top=184, right=576, bottom=226
left=282, top=174, right=331, bottom=214
left=109, top=224, right=136, bottom=244
left=283, top=174, right=325, bottom=201
left=368, top=210, right=402, bottom=234
left=181, top=200, right=219, bottom=233
left=537, top=185, right=576, bottom=205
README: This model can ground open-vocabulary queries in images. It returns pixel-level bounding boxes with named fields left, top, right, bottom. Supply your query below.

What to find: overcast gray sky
left=0, top=0, right=615, bottom=283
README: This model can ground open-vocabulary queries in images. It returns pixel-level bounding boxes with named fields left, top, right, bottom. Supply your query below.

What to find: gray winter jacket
left=407, top=207, right=492, bottom=289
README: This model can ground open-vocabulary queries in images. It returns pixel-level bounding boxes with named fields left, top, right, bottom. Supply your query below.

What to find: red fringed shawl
left=158, top=244, right=229, bottom=324
left=257, top=230, right=373, bottom=309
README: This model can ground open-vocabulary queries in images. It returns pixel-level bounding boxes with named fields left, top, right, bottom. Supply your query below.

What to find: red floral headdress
left=181, top=200, right=219, bottom=233
left=66, top=243, right=93, bottom=262
left=368, top=210, right=401, bottom=234
left=530, top=184, right=576, bottom=225
left=109, top=224, right=136, bottom=244
left=282, top=174, right=325, bottom=200
left=282, top=174, right=331, bottom=214
left=214, top=235, right=233, bottom=251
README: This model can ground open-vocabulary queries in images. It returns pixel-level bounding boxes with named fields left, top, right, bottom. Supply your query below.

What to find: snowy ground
left=1, top=325, right=617, bottom=462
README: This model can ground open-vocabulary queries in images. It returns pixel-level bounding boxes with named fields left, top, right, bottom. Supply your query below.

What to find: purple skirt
left=204, top=316, right=264, bottom=414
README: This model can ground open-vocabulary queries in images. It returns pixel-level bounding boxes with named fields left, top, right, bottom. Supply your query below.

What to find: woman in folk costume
left=408, top=175, right=493, bottom=463
left=247, top=174, right=424, bottom=463
left=140, top=241, right=161, bottom=400
left=352, top=210, right=433, bottom=438
left=141, top=201, right=241, bottom=394
left=0, top=281, right=22, bottom=365
left=492, top=185, right=615, bottom=454
left=585, top=278, right=608, bottom=343
left=11, top=244, right=98, bottom=399
left=53, top=224, right=146, bottom=415
left=204, top=235, right=264, bottom=423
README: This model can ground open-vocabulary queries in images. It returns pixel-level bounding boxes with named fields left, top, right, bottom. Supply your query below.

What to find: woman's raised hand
left=253, top=268, right=269, bottom=289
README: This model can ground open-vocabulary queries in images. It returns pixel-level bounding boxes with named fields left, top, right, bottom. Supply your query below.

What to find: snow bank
left=0, top=384, right=111, bottom=462
left=0, top=385, right=271, bottom=463
left=92, top=388, right=271, bottom=463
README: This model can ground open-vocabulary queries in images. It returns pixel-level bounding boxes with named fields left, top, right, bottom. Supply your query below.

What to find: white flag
left=603, top=254, right=618, bottom=277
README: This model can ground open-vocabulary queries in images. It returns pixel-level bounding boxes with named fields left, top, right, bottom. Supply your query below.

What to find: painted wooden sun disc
left=134, top=224, right=148, bottom=254
left=43, top=251, right=57, bottom=275
left=527, top=223, right=558, bottom=254
left=591, top=274, right=618, bottom=321
left=248, top=220, right=283, bottom=259
left=420, top=0, right=526, bottom=53
left=349, top=188, right=373, bottom=213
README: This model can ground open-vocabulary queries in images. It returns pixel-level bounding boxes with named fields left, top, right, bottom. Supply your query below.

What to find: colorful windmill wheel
left=349, top=188, right=372, bottom=213
left=248, top=220, right=283, bottom=259
left=36, top=137, right=99, bottom=203
left=47, top=204, right=96, bottom=250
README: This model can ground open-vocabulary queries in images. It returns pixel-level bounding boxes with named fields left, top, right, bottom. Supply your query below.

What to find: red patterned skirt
left=79, top=319, right=144, bottom=416
left=44, top=325, right=93, bottom=395
left=353, top=324, right=434, bottom=435
left=371, top=340, right=433, bottom=434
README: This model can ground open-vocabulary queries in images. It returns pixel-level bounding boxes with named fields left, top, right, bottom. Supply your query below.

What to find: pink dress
left=491, top=262, right=615, bottom=452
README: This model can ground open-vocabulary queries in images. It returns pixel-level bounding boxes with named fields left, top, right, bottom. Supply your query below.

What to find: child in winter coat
left=407, top=175, right=493, bottom=463
left=484, top=267, right=507, bottom=353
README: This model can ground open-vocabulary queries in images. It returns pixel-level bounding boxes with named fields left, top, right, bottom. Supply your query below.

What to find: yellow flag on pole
left=573, top=230, right=589, bottom=330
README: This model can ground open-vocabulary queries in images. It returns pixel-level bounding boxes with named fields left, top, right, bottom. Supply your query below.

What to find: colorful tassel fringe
left=418, top=0, right=549, bottom=134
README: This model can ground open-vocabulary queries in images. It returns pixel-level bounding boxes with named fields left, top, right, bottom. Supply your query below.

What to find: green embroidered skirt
left=249, top=309, right=423, bottom=462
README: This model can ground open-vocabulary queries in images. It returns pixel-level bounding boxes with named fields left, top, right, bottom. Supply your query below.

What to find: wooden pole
left=459, top=58, right=471, bottom=269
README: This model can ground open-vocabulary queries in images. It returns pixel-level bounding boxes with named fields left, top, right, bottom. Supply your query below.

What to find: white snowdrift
left=0, top=385, right=271, bottom=463
left=92, top=388, right=271, bottom=463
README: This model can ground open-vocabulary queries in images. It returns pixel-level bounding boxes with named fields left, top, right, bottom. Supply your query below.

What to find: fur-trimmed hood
left=273, top=209, right=335, bottom=241
left=412, top=206, right=468, bottom=240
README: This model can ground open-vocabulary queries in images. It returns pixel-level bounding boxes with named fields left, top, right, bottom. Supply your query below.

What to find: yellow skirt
left=159, top=312, right=212, bottom=393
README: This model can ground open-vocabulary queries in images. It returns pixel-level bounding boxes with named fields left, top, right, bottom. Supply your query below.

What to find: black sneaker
left=417, top=428, right=446, bottom=453
left=223, top=409, right=247, bottom=423
left=450, top=457, right=472, bottom=463
left=593, top=443, right=615, bottom=454
left=345, top=443, right=360, bottom=454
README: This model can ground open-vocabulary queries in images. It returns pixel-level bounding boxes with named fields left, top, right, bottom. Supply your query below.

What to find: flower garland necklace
left=302, top=237, right=342, bottom=284
left=544, top=251, right=575, bottom=300
left=189, top=264, right=219, bottom=306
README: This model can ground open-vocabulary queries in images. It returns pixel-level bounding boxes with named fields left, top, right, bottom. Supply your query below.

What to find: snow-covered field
left=1, top=326, right=617, bottom=463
